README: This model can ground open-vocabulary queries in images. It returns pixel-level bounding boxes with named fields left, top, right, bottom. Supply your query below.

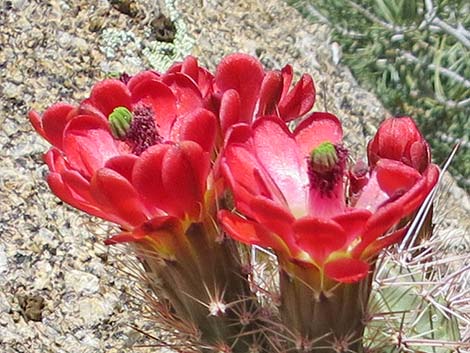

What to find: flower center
left=108, top=103, right=162, bottom=155
left=308, top=142, right=348, bottom=196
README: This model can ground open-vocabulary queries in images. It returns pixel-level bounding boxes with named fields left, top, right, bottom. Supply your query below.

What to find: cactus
left=30, top=52, right=468, bottom=352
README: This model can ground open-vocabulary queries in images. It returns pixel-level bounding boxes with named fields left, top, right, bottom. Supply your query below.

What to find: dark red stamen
left=308, top=144, right=348, bottom=197
left=126, top=103, right=162, bottom=155
left=119, top=73, right=131, bottom=85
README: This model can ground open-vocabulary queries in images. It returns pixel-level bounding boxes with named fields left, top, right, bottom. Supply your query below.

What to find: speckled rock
left=1, top=0, right=468, bottom=352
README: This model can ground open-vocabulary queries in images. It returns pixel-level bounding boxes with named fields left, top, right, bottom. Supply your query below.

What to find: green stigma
left=310, top=141, right=338, bottom=173
left=109, top=106, right=132, bottom=139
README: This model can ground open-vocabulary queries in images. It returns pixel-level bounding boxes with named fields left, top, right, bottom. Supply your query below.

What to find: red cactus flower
left=214, top=53, right=316, bottom=133
left=218, top=114, right=438, bottom=283
left=29, top=57, right=216, bottom=240
left=368, top=116, right=430, bottom=173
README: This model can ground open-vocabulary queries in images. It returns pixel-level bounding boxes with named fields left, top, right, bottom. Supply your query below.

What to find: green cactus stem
left=134, top=217, right=263, bottom=353
left=278, top=262, right=373, bottom=353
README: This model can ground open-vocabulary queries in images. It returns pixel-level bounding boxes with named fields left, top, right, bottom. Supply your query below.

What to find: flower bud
left=368, top=117, right=430, bottom=173
left=108, top=106, right=132, bottom=139
left=349, top=160, right=369, bottom=195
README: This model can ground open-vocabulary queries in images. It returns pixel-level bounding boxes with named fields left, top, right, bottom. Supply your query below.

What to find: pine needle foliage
left=287, top=0, right=470, bottom=191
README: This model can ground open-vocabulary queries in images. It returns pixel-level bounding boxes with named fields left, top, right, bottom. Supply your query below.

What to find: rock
left=78, top=295, right=115, bottom=327
left=0, top=245, right=7, bottom=274
left=18, top=294, right=45, bottom=322
left=0, top=292, right=11, bottom=313
left=65, top=270, right=100, bottom=295
left=33, top=261, right=53, bottom=290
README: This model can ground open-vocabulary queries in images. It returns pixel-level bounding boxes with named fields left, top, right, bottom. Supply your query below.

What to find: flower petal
left=294, top=112, right=343, bottom=156
left=252, top=117, right=307, bottom=213
left=29, top=103, right=75, bottom=149
left=220, top=89, right=241, bottom=133
left=219, top=210, right=288, bottom=252
left=278, top=74, right=315, bottom=121
left=89, top=79, right=132, bottom=117
left=215, top=53, right=265, bottom=122
left=375, top=159, right=422, bottom=196
left=91, top=168, right=149, bottom=228
left=162, top=73, right=203, bottom=116
left=280, top=65, right=293, bottom=98
left=46, top=167, right=118, bottom=223
left=355, top=165, right=439, bottom=256
left=324, top=258, right=369, bottom=283
left=256, top=70, right=283, bottom=116
left=133, top=142, right=209, bottom=218
left=104, top=154, right=138, bottom=181
left=62, top=115, right=120, bottom=178
left=127, top=70, right=160, bottom=92
left=222, top=143, right=278, bottom=204
left=170, top=108, right=217, bottom=152
left=361, top=227, right=407, bottom=259
left=333, top=209, right=371, bottom=245
left=250, top=196, right=295, bottom=243
left=293, top=217, right=346, bottom=263
left=105, top=215, right=181, bottom=245
left=130, top=79, right=177, bottom=139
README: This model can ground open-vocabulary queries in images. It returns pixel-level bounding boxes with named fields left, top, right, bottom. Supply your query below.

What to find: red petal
left=221, top=145, right=281, bottom=215
left=219, top=210, right=288, bottom=252
left=162, top=73, right=203, bottom=116
left=224, top=123, right=252, bottom=146
left=127, top=70, right=160, bottom=92
left=293, top=217, right=346, bottom=263
left=252, top=117, right=307, bottom=210
left=130, top=79, right=177, bottom=139
left=324, top=258, right=369, bottom=283
left=132, top=144, right=168, bottom=212
left=220, top=89, right=241, bottom=133
left=257, top=70, right=283, bottom=116
left=278, top=74, right=315, bottom=121
left=32, top=103, right=75, bottom=148
left=62, top=115, right=120, bottom=178
left=294, top=112, right=343, bottom=155
left=222, top=144, right=270, bottom=199
left=170, top=108, right=217, bottom=152
left=47, top=172, right=114, bottom=222
left=375, top=159, right=422, bottom=195
left=215, top=53, right=265, bottom=122
left=180, top=55, right=199, bottom=82
left=91, top=168, right=148, bottom=228
left=133, top=142, right=209, bottom=218
left=250, top=197, right=295, bottom=241
left=62, top=170, right=95, bottom=204
left=90, top=79, right=132, bottom=117
left=280, top=65, right=293, bottom=98
left=333, top=209, right=371, bottom=245
left=104, top=231, right=141, bottom=245
left=43, top=149, right=66, bottom=174
left=409, top=140, right=430, bottom=173
left=355, top=165, right=438, bottom=256
left=104, top=154, right=138, bottom=181
left=218, top=210, right=264, bottom=245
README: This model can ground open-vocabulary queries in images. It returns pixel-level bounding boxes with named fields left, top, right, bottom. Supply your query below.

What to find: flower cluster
left=30, top=54, right=314, bottom=247
left=30, top=53, right=437, bottom=284
left=30, top=53, right=439, bottom=352
left=219, top=114, right=438, bottom=284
